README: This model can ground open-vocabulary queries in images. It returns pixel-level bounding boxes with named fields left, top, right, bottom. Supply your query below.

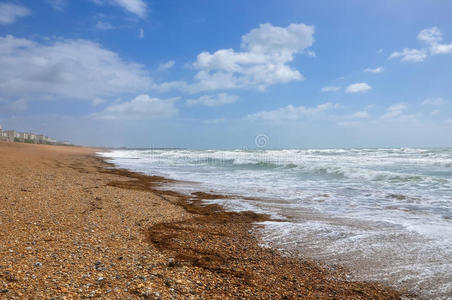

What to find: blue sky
left=0, top=0, right=452, bottom=148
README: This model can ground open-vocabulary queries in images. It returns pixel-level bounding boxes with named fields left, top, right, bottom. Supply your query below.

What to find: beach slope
left=0, top=142, right=404, bottom=299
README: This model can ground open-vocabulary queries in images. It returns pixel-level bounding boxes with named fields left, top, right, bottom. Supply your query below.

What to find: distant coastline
left=0, top=124, right=70, bottom=146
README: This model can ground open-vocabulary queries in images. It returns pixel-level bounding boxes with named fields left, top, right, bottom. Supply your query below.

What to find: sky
left=0, top=0, right=452, bottom=148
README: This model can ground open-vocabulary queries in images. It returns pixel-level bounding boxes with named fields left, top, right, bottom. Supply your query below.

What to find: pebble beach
left=0, top=142, right=407, bottom=299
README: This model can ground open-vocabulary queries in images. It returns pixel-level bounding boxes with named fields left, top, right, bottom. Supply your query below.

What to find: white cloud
left=0, top=35, right=151, bottom=102
left=188, top=23, right=315, bottom=92
left=186, top=93, right=238, bottom=107
left=0, top=3, right=30, bottom=25
left=340, top=102, right=450, bottom=127
left=92, top=0, right=147, bottom=18
left=47, top=0, right=68, bottom=11
left=353, top=111, right=369, bottom=118
left=389, top=27, right=452, bottom=64
left=91, top=98, right=106, bottom=106
left=431, top=43, right=452, bottom=55
left=421, top=98, right=447, bottom=106
left=241, top=23, right=314, bottom=54
left=321, top=86, right=340, bottom=92
left=388, top=103, right=407, bottom=111
left=418, top=27, right=442, bottom=45
left=154, top=80, right=189, bottom=93
left=364, top=66, right=384, bottom=73
left=389, top=48, right=427, bottom=63
left=247, top=102, right=339, bottom=121
left=346, top=83, right=371, bottom=93
left=96, top=21, right=114, bottom=30
left=382, top=103, right=407, bottom=119
left=92, top=94, right=178, bottom=120
left=114, top=0, right=147, bottom=18
left=139, top=28, right=144, bottom=39
left=157, top=60, right=175, bottom=72
left=418, top=27, right=452, bottom=55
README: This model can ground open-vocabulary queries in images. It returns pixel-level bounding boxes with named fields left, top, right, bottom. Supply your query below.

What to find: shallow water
left=98, top=148, right=452, bottom=298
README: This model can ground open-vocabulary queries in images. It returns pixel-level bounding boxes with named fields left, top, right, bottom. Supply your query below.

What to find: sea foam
left=98, top=148, right=452, bottom=298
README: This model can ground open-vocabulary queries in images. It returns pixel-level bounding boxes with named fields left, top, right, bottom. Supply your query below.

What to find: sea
left=98, top=148, right=452, bottom=299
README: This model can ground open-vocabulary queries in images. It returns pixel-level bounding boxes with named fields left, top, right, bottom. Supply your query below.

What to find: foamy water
left=98, top=148, right=452, bottom=298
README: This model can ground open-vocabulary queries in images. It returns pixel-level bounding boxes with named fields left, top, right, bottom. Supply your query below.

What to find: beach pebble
left=167, top=258, right=175, bottom=267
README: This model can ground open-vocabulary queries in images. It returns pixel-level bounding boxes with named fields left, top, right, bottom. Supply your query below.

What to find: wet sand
left=0, top=142, right=408, bottom=299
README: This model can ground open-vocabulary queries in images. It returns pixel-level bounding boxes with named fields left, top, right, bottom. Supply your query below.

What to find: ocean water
left=98, top=148, right=452, bottom=298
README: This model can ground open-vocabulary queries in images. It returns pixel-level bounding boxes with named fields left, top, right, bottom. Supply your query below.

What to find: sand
left=0, top=142, right=407, bottom=299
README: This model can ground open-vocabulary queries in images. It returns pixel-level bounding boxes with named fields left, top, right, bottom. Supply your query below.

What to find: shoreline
left=0, top=142, right=408, bottom=298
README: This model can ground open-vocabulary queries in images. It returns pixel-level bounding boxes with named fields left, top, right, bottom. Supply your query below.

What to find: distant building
left=0, top=125, right=58, bottom=144
left=36, top=134, right=52, bottom=144
left=18, top=132, right=29, bottom=142
left=0, top=126, right=7, bottom=141
left=5, top=130, right=19, bottom=140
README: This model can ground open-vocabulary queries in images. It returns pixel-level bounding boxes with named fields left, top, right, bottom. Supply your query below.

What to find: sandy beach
left=0, top=142, right=406, bottom=299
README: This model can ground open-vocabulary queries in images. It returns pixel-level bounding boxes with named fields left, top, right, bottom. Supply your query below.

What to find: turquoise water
left=99, top=148, right=452, bottom=298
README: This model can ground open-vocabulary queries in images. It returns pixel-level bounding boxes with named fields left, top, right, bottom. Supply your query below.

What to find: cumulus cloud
left=418, top=27, right=442, bottom=45
left=364, top=66, right=384, bottom=73
left=418, top=27, right=452, bottom=55
left=338, top=102, right=451, bottom=130
left=186, top=93, right=238, bottom=107
left=346, top=83, right=371, bottom=93
left=0, top=3, right=30, bottom=25
left=157, top=60, right=175, bottom=72
left=188, top=23, right=315, bottom=92
left=92, top=94, right=178, bottom=120
left=389, top=27, right=452, bottom=63
left=92, top=0, right=147, bottom=18
left=321, top=86, right=340, bottom=92
left=389, top=48, right=427, bottom=63
left=114, top=0, right=147, bottom=18
left=382, top=103, right=407, bottom=119
left=247, top=102, right=339, bottom=121
left=0, top=35, right=151, bottom=102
